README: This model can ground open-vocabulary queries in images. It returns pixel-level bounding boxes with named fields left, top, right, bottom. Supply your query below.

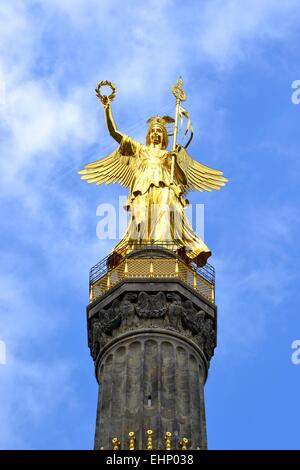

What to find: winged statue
left=79, top=79, right=228, bottom=266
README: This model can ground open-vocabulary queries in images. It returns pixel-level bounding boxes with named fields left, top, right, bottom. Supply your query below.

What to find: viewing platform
left=89, top=242, right=215, bottom=304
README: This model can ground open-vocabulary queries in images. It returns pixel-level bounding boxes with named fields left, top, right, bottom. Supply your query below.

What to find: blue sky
left=0, top=0, right=300, bottom=450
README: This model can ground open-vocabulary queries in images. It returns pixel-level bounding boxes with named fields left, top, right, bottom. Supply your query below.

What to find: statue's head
left=146, top=115, right=174, bottom=149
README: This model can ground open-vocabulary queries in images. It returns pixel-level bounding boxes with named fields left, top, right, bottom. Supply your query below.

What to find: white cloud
left=0, top=356, right=75, bottom=449
left=0, top=2, right=40, bottom=81
left=0, top=269, right=77, bottom=449
left=0, top=76, right=99, bottom=190
left=0, top=0, right=299, bottom=449
left=197, top=0, right=299, bottom=68
left=214, top=203, right=299, bottom=355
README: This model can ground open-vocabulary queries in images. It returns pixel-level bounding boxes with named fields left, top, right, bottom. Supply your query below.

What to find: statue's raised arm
left=96, top=81, right=124, bottom=144
left=103, top=102, right=123, bottom=144
left=78, top=81, right=137, bottom=188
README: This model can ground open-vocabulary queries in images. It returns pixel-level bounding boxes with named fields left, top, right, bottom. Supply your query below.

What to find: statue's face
left=149, top=125, right=164, bottom=147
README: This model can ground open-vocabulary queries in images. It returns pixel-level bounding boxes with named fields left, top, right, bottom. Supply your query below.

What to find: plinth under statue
left=79, top=78, right=228, bottom=450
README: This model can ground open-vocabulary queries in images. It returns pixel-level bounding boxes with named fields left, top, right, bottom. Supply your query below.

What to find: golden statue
left=79, top=79, right=228, bottom=266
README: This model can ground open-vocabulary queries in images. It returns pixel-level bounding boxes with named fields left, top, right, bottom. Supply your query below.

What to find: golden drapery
left=79, top=133, right=228, bottom=266
left=113, top=135, right=211, bottom=265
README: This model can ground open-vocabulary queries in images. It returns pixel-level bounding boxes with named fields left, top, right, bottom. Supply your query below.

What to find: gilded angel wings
left=175, top=146, right=228, bottom=193
left=78, top=146, right=135, bottom=188
left=78, top=143, right=228, bottom=194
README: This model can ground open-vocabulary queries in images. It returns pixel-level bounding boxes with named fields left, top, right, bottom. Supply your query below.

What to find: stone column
left=87, top=279, right=217, bottom=450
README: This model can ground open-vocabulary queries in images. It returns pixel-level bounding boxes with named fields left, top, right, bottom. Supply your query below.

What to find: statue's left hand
left=168, top=150, right=178, bottom=159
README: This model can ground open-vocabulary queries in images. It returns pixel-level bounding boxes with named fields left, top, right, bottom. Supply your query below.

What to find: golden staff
left=171, top=77, right=186, bottom=183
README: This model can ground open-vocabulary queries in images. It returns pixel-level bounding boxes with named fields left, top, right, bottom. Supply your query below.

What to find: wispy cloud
left=0, top=269, right=76, bottom=449
left=0, top=0, right=299, bottom=449
left=214, top=203, right=299, bottom=354
left=197, top=0, right=299, bottom=69
left=0, top=356, right=74, bottom=449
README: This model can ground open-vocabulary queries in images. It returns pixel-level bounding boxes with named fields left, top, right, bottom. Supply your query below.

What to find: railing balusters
left=89, top=242, right=215, bottom=304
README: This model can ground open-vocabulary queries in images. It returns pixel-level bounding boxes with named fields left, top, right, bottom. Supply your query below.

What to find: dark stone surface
left=94, top=332, right=207, bottom=450
left=87, top=278, right=217, bottom=450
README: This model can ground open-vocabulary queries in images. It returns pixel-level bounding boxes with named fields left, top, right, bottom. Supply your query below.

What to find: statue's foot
left=107, top=251, right=123, bottom=270
left=194, top=251, right=212, bottom=267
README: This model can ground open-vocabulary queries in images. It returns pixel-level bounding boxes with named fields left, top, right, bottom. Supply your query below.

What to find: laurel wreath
left=95, top=80, right=117, bottom=105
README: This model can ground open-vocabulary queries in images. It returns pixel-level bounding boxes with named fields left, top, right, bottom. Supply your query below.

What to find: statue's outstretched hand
left=168, top=144, right=182, bottom=159
left=168, top=150, right=177, bottom=159
left=95, top=80, right=117, bottom=108
left=168, top=148, right=180, bottom=159
left=100, top=95, right=110, bottom=108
